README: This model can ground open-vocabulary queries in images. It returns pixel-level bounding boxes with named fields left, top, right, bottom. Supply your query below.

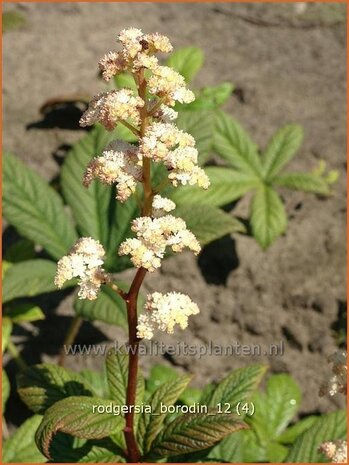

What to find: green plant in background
left=2, top=29, right=344, bottom=464
left=171, top=112, right=338, bottom=249
left=3, top=361, right=345, bottom=463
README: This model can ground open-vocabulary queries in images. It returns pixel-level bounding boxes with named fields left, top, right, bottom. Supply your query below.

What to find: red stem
left=123, top=268, right=147, bottom=462
left=122, top=68, right=151, bottom=463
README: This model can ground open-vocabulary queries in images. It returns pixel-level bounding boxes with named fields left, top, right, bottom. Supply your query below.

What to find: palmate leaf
left=174, top=204, right=245, bottom=246
left=17, top=364, right=93, bottom=414
left=170, top=166, right=261, bottom=207
left=206, top=364, right=268, bottom=409
left=105, top=347, right=144, bottom=410
left=166, top=47, right=204, bottom=83
left=273, top=172, right=330, bottom=195
left=213, top=111, right=262, bottom=176
left=148, top=412, right=247, bottom=459
left=2, top=259, right=65, bottom=304
left=262, top=124, right=304, bottom=180
left=285, top=410, right=347, bottom=463
left=35, top=396, right=125, bottom=460
left=250, top=185, right=287, bottom=249
left=74, top=285, right=128, bottom=329
left=61, top=125, right=116, bottom=247
left=2, top=415, right=46, bottom=463
left=137, top=375, right=191, bottom=455
left=3, top=153, right=78, bottom=259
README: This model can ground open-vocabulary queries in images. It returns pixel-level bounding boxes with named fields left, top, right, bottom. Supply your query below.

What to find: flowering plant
left=2, top=29, right=345, bottom=464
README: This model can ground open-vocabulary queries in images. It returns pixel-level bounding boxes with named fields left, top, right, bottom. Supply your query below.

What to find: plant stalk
left=122, top=67, right=152, bottom=463
left=58, top=316, right=83, bottom=366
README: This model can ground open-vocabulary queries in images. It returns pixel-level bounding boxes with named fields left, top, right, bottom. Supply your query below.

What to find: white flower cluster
left=99, top=28, right=173, bottom=81
left=319, top=350, right=347, bottom=397
left=137, top=292, right=200, bottom=339
left=119, top=213, right=200, bottom=272
left=83, top=141, right=142, bottom=202
left=141, top=122, right=210, bottom=189
left=80, top=89, right=144, bottom=131
left=54, top=238, right=107, bottom=300
left=152, top=194, right=176, bottom=217
left=319, top=440, right=347, bottom=463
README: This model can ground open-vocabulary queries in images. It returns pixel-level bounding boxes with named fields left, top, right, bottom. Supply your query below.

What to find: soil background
left=2, top=1, right=347, bottom=428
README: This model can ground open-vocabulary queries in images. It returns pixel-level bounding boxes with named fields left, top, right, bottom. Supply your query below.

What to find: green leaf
left=2, top=317, right=12, bottom=353
left=146, top=364, right=178, bottom=395
left=105, top=347, right=144, bottom=409
left=6, top=304, right=45, bottom=323
left=170, top=166, right=261, bottom=207
left=249, top=374, right=301, bottom=440
left=278, top=416, right=318, bottom=444
left=79, top=369, right=110, bottom=399
left=2, top=261, right=12, bottom=279
left=2, top=369, right=10, bottom=412
left=176, top=110, right=214, bottom=165
left=174, top=204, right=245, bottom=246
left=207, top=365, right=268, bottom=409
left=35, top=396, right=125, bottom=460
left=137, top=375, right=191, bottom=454
left=4, top=239, right=35, bottom=263
left=213, top=111, right=262, bottom=176
left=250, top=185, right=287, bottom=249
left=285, top=410, right=347, bottom=463
left=186, top=83, right=234, bottom=111
left=166, top=47, right=204, bottom=82
left=61, top=125, right=116, bottom=246
left=17, top=364, right=93, bottom=414
left=273, top=172, right=330, bottom=195
left=3, top=153, right=78, bottom=259
left=2, top=259, right=66, bottom=304
left=48, top=435, right=125, bottom=463
left=2, top=415, right=46, bottom=463
left=105, top=195, right=138, bottom=271
left=207, top=430, right=243, bottom=462
left=149, top=412, right=247, bottom=459
left=74, top=285, right=127, bottom=329
left=262, top=124, right=304, bottom=179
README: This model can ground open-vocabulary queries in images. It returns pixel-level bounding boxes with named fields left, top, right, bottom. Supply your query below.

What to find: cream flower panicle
left=147, top=65, right=195, bottom=106
left=83, top=141, right=142, bottom=202
left=118, top=215, right=200, bottom=272
left=79, top=89, right=144, bottom=131
left=319, top=350, right=347, bottom=397
left=140, top=122, right=210, bottom=189
left=98, top=28, right=173, bottom=81
left=319, top=440, right=347, bottom=463
left=54, top=238, right=108, bottom=300
left=137, top=292, right=200, bottom=339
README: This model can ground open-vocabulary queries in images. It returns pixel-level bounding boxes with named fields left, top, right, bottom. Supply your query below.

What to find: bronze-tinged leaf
left=148, top=411, right=247, bottom=459
left=35, top=396, right=124, bottom=459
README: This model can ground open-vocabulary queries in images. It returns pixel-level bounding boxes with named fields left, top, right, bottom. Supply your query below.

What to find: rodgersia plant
left=3, top=30, right=346, bottom=465
left=48, top=28, right=243, bottom=462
